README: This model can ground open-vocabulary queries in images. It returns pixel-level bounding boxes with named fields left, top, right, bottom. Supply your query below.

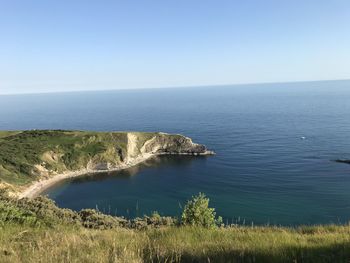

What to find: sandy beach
left=18, top=153, right=154, bottom=199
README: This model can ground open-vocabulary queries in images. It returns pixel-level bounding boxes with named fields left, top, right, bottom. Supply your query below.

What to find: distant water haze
left=1, top=80, right=350, bottom=225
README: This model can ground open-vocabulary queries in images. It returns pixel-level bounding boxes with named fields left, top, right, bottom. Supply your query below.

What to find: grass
left=0, top=131, right=21, bottom=139
left=1, top=223, right=350, bottom=262
left=0, top=130, right=160, bottom=186
left=1, top=193, right=350, bottom=262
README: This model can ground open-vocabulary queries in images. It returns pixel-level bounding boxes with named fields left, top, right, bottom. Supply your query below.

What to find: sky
left=0, top=0, right=350, bottom=94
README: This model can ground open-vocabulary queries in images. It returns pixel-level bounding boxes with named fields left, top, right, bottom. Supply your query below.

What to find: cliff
left=0, top=130, right=213, bottom=191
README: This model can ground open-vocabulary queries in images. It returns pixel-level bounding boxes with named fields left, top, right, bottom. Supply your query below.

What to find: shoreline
left=18, top=150, right=215, bottom=199
left=18, top=153, right=155, bottom=199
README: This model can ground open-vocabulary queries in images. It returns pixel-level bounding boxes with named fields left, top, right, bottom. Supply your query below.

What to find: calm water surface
left=1, top=80, right=350, bottom=225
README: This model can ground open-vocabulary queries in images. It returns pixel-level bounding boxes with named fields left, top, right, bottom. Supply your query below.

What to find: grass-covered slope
left=1, top=193, right=350, bottom=263
left=0, top=130, right=209, bottom=187
left=0, top=130, right=127, bottom=185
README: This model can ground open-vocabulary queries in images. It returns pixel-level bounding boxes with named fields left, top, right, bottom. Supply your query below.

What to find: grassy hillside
left=0, top=130, right=158, bottom=186
left=1, top=193, right=350, bottom=262
left=0, top=130, right=206, bottom=189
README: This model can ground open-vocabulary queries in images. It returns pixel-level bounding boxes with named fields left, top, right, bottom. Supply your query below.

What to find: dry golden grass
left=1, top=224, right=350, bottom=263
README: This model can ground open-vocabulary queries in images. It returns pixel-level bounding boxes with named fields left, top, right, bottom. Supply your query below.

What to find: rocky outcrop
left=90, top=132, right=214, bottom=170
left=141, top=133, right=213, bottom=155
left=335, top=159, right=350, bottom=164
left=51, top=132, right=214, bottom=173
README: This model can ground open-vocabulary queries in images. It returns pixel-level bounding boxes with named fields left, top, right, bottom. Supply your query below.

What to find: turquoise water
left=1, top=80, right=350, bottom=225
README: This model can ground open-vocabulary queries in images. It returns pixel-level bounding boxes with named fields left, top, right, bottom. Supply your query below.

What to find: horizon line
left=0, top=78, right=349, bottom=96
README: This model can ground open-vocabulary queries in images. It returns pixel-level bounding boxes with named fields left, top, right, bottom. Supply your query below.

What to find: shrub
left=142, top=211, right=176, bottom=228
left=78, top=209, right=128, bottom=229
left=0, top=193, right=180, bottom=230
left=181, top=192, right=222, bottom=228
left=0, top=202, right=38, bottom=226
left=0, top=194, right=81, bottom=227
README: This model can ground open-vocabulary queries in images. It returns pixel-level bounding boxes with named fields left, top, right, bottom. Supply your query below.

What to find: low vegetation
left=0, top=130, right=158, bottom=186
left=1, top=191, right=350, bottom=262
left=0, top=190, right=175, bottom=230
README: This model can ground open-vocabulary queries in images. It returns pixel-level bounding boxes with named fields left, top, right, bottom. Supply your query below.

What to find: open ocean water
left=1, top=80, right=350, bottom=225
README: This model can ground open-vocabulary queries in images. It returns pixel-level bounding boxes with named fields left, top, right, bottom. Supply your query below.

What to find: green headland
left=0, top=130, right=212, bottom=197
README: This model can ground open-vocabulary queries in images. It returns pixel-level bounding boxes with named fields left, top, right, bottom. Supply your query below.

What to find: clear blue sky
left=1, top=0, right=350, bottom=94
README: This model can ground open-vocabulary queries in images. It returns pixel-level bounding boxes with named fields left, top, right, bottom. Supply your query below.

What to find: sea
left=1, top=80, right=350, bottom=225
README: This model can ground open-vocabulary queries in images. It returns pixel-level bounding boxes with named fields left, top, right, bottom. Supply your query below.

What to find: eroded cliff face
left=140, top=133, right=209, bottom=155
left=86, top=132, right=213, bottom=171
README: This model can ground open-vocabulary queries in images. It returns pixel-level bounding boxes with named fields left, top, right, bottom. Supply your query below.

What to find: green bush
left=78, top=209, right=128, bottom=229
left=0, top=202, right=38, bottom=226
left=0, top=194, right=81, bottom=227
left=181, top=192, right=222, bottom=228
left=133, top=211, right=177, bottom=229
left=1, top=192, right=179, bottom=230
